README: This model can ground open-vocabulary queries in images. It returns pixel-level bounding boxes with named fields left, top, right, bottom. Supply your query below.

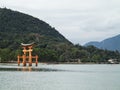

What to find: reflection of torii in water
left=17, top=42, right=38, bottom=66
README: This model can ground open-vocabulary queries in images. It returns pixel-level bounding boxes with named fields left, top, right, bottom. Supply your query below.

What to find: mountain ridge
left=84, top=34, right=120, bottom=51
left=0, top=8, right=72, bottom=49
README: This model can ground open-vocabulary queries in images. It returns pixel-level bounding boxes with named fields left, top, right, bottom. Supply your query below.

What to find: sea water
left=0, top=63, right=120, bottom=90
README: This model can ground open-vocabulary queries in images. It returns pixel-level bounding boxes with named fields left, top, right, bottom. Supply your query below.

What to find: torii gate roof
left=21, top=42, right=35, bottom=47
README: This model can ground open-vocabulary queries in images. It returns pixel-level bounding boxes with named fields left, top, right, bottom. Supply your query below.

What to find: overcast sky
left=0, top=0, right=120, bottom=45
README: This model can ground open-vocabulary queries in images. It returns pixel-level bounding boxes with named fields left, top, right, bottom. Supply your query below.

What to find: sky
left=0, top=0, right=120, bottom=45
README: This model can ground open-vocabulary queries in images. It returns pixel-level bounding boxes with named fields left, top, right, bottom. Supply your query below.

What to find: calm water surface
left=0, top=63, right=120, bottom=90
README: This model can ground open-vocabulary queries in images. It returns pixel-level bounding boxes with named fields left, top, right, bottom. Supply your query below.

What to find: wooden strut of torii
left=17, top=42, right=38, bottom=66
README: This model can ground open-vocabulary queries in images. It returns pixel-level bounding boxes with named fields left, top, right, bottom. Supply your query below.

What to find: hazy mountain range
left=84, top=34, right=120, bottom=51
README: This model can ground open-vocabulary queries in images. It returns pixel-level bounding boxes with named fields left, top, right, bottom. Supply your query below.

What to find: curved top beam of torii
left=21, top=42, right=35, bottom=47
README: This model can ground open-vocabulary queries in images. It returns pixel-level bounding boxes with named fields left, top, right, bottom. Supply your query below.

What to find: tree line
left=0, top=43, right=120, bottom=63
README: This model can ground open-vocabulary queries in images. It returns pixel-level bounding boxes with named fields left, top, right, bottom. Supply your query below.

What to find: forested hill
left=0, top=8, right=71, bottom=49
left=0, top=8, right=120, bottom=63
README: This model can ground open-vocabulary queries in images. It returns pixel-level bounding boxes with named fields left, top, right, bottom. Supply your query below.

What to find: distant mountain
left=84, top=34, right=120, bottom=51
left=0, top=8, right=72, bottom=49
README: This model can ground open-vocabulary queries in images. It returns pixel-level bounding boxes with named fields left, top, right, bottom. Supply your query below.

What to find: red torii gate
left=17, top=42, right=38, bottom=66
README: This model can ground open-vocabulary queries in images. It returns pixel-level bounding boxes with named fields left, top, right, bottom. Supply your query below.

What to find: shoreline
left=0, top=62, right=119, bottom=65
